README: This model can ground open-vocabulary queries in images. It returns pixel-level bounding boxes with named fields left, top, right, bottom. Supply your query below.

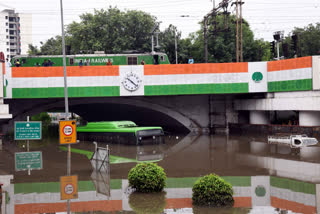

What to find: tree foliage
left=30, top=8, right=320, bottom=63
left=128, top=163, right=166, bottom=193
left=67, top=7, right=156, bottom=54
left=291, top=23, right=320, bottom=57
left=192, top=173, right=234, bottom=207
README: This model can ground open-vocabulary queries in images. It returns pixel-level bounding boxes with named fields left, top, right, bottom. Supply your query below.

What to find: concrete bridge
left=0, top=55, right=320, bottom=133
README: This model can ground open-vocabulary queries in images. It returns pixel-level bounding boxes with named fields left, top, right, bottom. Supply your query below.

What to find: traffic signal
left=291, top=34, right=298, bottom=54
left=282, top=43, right=289, bottom=58
left=270, top=41, right=275, bottom=57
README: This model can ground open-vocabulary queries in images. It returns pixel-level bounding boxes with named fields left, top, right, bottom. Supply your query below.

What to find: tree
left=27, top=44, right=41, bottom=55
left=291, top=23, right=320, bottom=57
left=31, top=7, right=157, bottom=55
left=39, top=36, right=64, bottom=55
left=67, top=7, right=157, bottom=54
left=184, top=15, right=271, bottom=63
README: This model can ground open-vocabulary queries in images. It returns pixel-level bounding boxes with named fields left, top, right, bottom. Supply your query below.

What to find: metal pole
left=240, top=0, right=243, bottom=62
left=277, top=41, right=280, bottom=60
left=204, top=18, right=208, bottom=63
left=175, top=31, right=178, bottom=64
left=151, top=34, right=154, bottom=54
left=59, top=0, right=70, bottom=213
left=236, top=0, right=239, bottom=62
left=27, top=116, right=29, bottom=152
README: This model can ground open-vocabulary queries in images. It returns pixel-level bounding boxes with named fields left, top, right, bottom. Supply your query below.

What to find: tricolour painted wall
left=3, top=56, right=319, bottom=99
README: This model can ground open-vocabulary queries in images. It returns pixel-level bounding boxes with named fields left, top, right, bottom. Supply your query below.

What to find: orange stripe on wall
left=233, top=197, right=252, bottom=208
left=15, top=200, right=122, bottom=214
left=2, top=63, right=4, bottom=75
left=12, top=66, right=119, bottom=78
left=271, top=196, right=316, bottom=214
left=267, top=56, right=312, bottom=72
left=166, top=198, right=192, bottom=209
left=144, top=63, right=248, bottom=75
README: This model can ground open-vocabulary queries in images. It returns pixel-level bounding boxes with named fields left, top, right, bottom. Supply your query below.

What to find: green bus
left=77, top=121, right=164, bottom=145
left=11, top=52, right=170, bottom=67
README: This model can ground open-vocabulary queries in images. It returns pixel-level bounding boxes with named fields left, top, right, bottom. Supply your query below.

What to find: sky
left=1, top=0, right=320, bottom=47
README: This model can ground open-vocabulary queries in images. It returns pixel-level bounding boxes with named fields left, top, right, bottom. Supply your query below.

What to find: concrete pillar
left=299, top=111, right=320, bottom=126
left=250, top=111, right=270, bottom=125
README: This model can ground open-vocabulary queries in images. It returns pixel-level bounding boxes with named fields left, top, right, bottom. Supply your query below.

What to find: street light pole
left=59, top=0, right=70, bottom=213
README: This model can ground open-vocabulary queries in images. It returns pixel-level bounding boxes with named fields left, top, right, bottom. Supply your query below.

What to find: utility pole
left=203, top=0, right=232, bottom=63
left=232, top=0, right=244, bottom=62
left=235, top=0, right=239, bottom=62
left=239, top=0, right=244, bottom=62
left=175, top=31, right=178, bottom=64
left=204, top=17, right=208, bottom=63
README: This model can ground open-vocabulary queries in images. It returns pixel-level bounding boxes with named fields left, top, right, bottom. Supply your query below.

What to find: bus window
left=21, top=58, right=26, bottom=64
left=153, top=55, right=159, bottom=65
left=128, top=56, right=137, bottom=65
left=69, top=58, right=74, bottom=65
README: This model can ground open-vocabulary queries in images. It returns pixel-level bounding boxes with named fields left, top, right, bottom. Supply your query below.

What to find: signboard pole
left=27, top=116, right=30, bottom=152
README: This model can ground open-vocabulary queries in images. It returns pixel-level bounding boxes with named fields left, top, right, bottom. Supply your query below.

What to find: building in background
left=0, top=9, right=32, bottom=60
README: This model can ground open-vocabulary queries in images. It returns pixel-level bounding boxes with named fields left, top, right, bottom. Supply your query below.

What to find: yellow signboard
left=59, top=120, right=77, bottom=144
left=60, top=175, right=78, bottom=200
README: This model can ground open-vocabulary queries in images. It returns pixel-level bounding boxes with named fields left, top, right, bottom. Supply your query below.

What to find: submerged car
left=77, top=121, right=164, bottom=144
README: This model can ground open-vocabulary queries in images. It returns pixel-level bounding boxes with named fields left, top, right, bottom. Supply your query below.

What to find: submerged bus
left=77, top=121, right=164, bottom=145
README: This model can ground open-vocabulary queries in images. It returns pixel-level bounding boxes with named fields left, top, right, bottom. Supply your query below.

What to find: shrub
left=129, top=192, right=166, bottom=214
left=192, top=173, right=234, bottom=207
left=128, top=163, right=166, bottom=193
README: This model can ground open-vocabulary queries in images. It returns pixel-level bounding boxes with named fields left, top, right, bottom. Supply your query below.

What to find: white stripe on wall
left=268, top=68, right=312, bottom=82
left=144, top=73, right=249, bottom=86
left=11, top=76, right=120, bottom=88
left=14, top=190, right=122, bottom=204
left=271, top=187, right=316, bottom=207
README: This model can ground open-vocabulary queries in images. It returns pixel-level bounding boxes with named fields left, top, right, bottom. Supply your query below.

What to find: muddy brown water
left=1, top=133, right=320, bottom=213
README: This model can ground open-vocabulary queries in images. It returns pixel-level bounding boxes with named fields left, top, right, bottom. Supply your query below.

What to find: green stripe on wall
left=144, top=83, right=249, bottom=95
left=12, top=86, right=120, bottom=98
left=270, top=176, right=315, bottom=195
left=268, top=79, right=312, bottom=92
left=166, top=176, right=251, bottom=188
left=14, top=179, right=122, bottom=194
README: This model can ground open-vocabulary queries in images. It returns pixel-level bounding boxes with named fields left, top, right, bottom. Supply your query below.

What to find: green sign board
left=15, top=151, right=43, bottom=171
left=14, top=121, right=42, bottom=140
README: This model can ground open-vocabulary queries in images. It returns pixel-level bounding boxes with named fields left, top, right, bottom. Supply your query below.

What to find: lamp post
left=59, top=0, right=71, bottom=213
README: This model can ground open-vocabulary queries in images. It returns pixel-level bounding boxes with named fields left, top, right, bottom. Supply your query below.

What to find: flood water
left=1, top=133, right=320, bottom=213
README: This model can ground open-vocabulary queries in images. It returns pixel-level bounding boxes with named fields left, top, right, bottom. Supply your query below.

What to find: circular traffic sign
left=64, top=184, right=74, bottom=195
left=63, top=125, right=73, bottom=136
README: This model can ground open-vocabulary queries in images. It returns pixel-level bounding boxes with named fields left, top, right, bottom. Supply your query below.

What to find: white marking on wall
left=4, top=65, right=12, bottom=98
left=312, top=55, right=320, bottom=90
left=251, top=176, right=270, bottom=206
left=12, top=76, right=120, bottom=88
left=144, top=73, right=248, bottom=86
left=268, top=67, right=312, bottom=82
left=14, top=190, right=122, bottom=204
left=119, top=65, right=144, bottom=96
left=248, top=62, right=267, bottom=93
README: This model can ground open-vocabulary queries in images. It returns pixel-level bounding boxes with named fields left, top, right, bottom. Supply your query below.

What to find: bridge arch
left=6, top=97, right=201, bottom=133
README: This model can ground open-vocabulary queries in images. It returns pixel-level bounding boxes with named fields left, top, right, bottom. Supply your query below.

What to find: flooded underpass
left=1, top=133, right=320, bottom=214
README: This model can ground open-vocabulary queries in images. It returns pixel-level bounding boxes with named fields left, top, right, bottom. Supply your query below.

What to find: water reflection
left=7, top=175, right=318, bottom=213
left=129, top=192, right=166, bottom=214
left=1, top=133, right=320, bottom=213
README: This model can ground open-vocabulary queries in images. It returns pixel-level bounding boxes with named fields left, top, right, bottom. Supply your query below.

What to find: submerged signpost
left=14, top=117, right=42, bottom=175
left=15, top=151, right=43, bottom=175
left=14, top=118, right=42, bottom=152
